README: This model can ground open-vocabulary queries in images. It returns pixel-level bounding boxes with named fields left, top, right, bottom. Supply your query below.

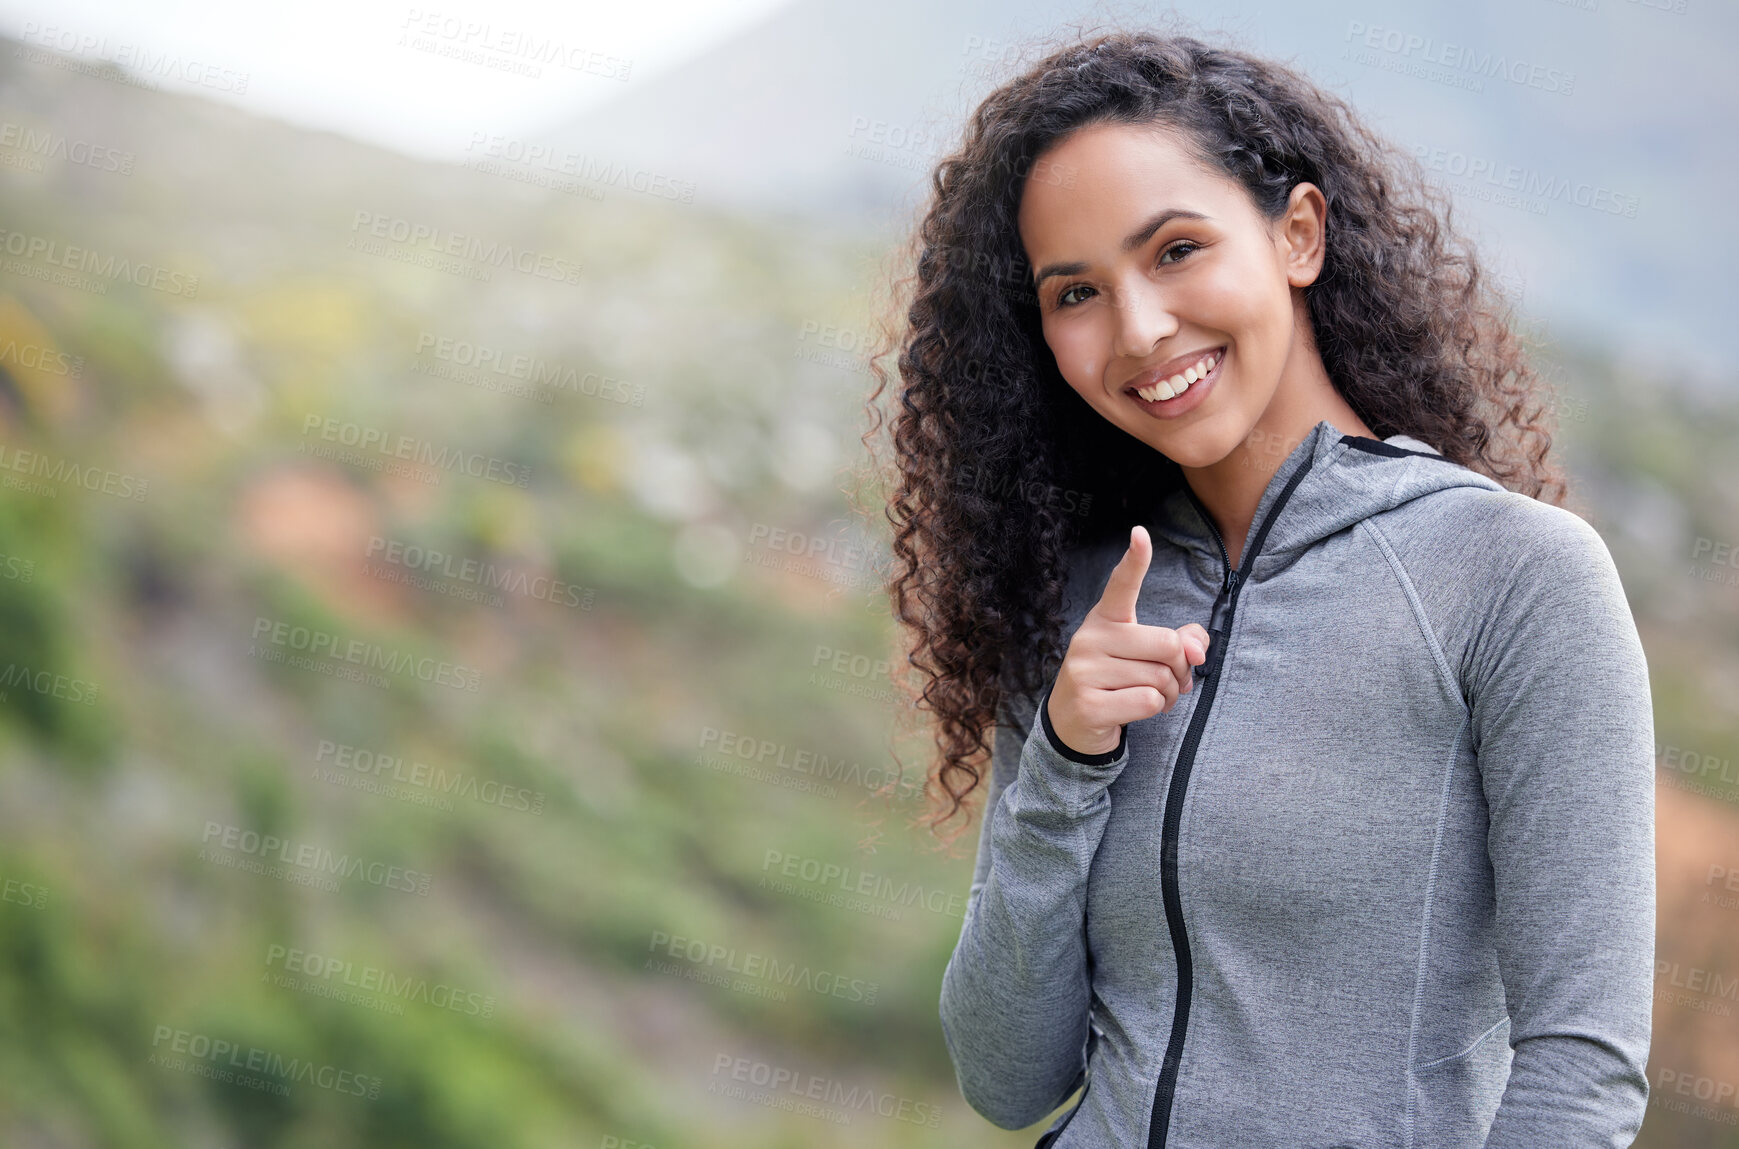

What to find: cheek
left=1193, top=261, right=1269, bottom=327
left=1043, top=319, right=1105, bottom=389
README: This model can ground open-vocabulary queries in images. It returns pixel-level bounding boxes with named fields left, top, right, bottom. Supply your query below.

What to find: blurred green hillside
left=0, top=33, right=1736, bottom=1149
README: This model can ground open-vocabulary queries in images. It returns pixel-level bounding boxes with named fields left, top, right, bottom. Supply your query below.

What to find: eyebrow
left=1030, top=208, right=1214, bottom=288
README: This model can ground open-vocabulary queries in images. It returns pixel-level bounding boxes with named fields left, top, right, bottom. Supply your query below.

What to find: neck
left=1180, top=329, right=1374, bottom=570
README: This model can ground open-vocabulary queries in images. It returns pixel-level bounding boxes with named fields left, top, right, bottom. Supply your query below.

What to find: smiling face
left=1017, top=119, right=1332, bottom=471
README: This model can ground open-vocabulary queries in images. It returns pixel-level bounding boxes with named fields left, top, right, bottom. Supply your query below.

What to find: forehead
left=1017, top=121, right=1233, bottom=246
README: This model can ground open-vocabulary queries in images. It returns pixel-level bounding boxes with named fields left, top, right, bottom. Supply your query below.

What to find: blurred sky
left=0, top=0, right=797, bottom=158
left=2, top=0, right=1734, bottom=384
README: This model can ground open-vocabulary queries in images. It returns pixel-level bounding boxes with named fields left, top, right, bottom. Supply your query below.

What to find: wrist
left=1042, top=682, right=1127, bottom=765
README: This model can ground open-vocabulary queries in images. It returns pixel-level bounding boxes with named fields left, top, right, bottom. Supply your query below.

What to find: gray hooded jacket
left=938, top=420, right=1655, bottom=1148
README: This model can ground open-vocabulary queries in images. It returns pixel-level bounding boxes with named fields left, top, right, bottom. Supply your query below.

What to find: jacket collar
left=1148, top=420, right=1507, bottom=579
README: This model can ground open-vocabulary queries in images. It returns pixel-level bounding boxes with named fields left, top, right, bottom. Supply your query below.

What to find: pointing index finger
left=1093, top=525, right=1152, bottom=624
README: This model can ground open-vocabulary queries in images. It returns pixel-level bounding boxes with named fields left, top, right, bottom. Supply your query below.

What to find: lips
left=1125, top=346, right=1226, bottom=403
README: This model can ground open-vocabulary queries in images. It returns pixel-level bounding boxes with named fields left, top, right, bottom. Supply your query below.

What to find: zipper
left=1145, top=459, right=1316, bottom=1148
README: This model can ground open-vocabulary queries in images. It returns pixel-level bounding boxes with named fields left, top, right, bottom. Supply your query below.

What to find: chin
left=1139, top=421, right=1239, bottom=471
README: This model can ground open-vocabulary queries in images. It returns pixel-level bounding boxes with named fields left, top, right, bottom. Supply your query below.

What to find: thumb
left=1093, top=525, right=1152, bottom=624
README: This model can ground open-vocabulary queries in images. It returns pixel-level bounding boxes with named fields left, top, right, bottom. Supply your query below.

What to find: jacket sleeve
left=938, top=676, right=1130, bottom=1130
left=1466, top=504, right=1656, bottom=1148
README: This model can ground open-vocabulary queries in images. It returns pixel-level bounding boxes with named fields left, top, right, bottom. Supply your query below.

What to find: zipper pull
left=1198, top=571, right=1239, bottom=679
left=1197, top=627, right=1228, bottom=678
left=1207, top=581, right=1234, bottom=637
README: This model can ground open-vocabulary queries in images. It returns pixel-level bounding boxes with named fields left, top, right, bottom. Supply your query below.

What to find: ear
left=1278, top=182, right=1328, bottom=288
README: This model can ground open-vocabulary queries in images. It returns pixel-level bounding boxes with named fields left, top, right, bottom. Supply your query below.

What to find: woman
left=863, top=30, right=1655, bottom=1149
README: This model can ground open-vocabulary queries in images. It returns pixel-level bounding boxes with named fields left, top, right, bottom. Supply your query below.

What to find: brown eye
left=1159, top=241, right=1200, bottom=265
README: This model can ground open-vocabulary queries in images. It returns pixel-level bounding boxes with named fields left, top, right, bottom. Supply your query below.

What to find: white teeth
left=1136, top=349, right=1220, bottom=402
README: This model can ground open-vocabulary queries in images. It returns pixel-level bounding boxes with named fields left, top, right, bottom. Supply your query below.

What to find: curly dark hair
left=855, top=25, right=1573, bottom=849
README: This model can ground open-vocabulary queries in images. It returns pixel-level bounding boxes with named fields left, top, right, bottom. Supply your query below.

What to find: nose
left=1108, top=276, right=1176, bottom=362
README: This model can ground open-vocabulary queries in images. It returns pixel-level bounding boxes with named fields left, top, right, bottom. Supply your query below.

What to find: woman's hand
left=1046, top=525, right=1210, bottom=757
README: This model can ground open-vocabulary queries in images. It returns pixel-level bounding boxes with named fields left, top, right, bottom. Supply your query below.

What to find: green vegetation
left=0, top=37, right=1735, bottom=1149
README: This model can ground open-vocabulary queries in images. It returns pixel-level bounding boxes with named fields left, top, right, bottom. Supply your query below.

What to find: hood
left=1148, top=419, right=1508, bottom=581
